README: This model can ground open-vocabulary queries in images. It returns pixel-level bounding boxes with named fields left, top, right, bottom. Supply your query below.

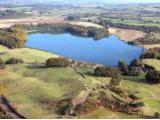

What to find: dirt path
left=0, top=96, right=26, bottom=119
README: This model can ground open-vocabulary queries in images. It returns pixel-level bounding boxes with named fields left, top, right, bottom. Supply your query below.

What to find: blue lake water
left=25, top=33, right=145, bottom=66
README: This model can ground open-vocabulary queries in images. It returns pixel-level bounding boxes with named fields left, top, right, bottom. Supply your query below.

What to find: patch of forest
left=18, top=23, right=109, bottom=40
left=0, top=27, right=27, bottom=49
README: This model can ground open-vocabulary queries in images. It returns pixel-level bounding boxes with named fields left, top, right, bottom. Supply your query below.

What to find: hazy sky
left=1, top=0, right=160, bottom=4
left=45, top=0, right=160, bottom=3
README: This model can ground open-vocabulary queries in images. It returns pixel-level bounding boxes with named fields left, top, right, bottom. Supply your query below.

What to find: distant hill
left=0, top=0, right=160, bottom=5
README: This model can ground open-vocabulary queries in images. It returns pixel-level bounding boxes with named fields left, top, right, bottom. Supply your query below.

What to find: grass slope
left=142, top=59, right=160, bottom=71
left=122, top=75, right=160, bottom=116
left=1, top=44, right=160, bottom=118
left=0, top=45, right=9, bottom=52
left=0, top=48, right=59, bottom=63
left=0, top=64, right=85, bottom=118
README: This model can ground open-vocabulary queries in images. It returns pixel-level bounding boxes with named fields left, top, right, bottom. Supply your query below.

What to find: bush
left=5, top=57, right=24, bottom=64
left=0, top=107, right=12, bottom=119
left=0, top=58, right=6, bottom=70
left=46, top=57, right=70, bottom=67
left=127, top=67, right=141, bottom=76
left=145, top=70, right=160, bottom=84
left=95, top=66, right=119, bottom=77
left=110, top=77, right=122, bottom=87
left=130, top=59, right=143, bottom=67
left=129, top=101, right=145, bottom=108
left=118, top=60, right=129, bottom=73
left=140, top=48, right=160, bottom=59
left=119, top=60, right=142, bottom=76
left=154, top=112, right=160, bottom=118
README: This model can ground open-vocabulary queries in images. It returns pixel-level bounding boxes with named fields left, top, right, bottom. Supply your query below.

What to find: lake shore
left=108, top=27, right=147, bottom=42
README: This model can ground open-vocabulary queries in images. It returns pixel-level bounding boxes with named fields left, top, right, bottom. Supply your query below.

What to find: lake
left=25, top=33, right=145, bottom=66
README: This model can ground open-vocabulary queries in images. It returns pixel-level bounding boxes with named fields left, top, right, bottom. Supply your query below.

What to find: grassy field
left=142, top=44, right=160, bottom=49
left=0, top=64, right=85, bottom=118
left=142, top=59, right=160, bottom=71
left=79, top=106, right=141, bottom=119
left=149, top=32, right=160, bottom=40
left=0, top=45, right=9, bottom=51
left=70, top=21, right=103, bottom=28
left=103, top=18, right=160, bottom=27
left=0, top=47, right=59, bottom=63
left=1, top=44, right=160, bottom=118
left=122, top=75, right=160, bottom=116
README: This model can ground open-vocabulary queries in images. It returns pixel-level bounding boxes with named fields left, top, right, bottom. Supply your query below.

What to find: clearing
left=70, top=21, right=103, bottom=28
left=142, top=59, right=160, bottom=71
left=0, top=47, right=59, bottom=63
left=108, top=27, right=146, bottom=42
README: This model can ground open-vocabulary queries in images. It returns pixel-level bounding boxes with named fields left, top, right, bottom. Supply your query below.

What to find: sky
left=0, top=0, right=160, bottom=4
left=44, top=0, right=160, bottom=4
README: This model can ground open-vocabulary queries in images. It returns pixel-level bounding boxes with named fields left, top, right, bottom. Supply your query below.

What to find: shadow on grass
left=121, top=74, right=148, bottom=84
left=26, top=64, right=47, bottom=69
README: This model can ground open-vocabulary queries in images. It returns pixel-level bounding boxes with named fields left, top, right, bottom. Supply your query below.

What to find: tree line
left=0, top=27, right=27, bottom=49
left=16, top=23, right=109, bottom=40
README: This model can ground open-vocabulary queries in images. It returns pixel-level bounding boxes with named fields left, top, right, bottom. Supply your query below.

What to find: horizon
left=1, top=0, right=160, bottom=5
left=37, top=0, right=160, bottom=4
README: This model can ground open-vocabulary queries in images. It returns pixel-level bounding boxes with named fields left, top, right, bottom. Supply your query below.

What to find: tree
left=95, top=66, right=118, bottom=77
left=0, top=27, right=27, bottom=49
left=145, top=70, right=160, bottom=84
left=127, top=67, right=141, bottom=76
left=5, top=57, right=24, bottom=64
left=0, top=82, right=4, bottom=96
left=118, top=60, right=129, bottom=74
left=109, top=77, right=122, bottom=87
left=130, top=59, right=143, bottom=67
left=46, top=57, right=70, bottom=67
left=0, top=58, right=5, bottom=70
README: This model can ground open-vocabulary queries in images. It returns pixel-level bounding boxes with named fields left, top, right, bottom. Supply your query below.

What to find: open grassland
left=142, top=59, right=160, bottom=71
left=142, top=44, right=160, bottom=49
left=141, top=17, right=160, bottom=23
left=103, top=18, right=160, bottom=27
left=0, top=17, right=65, bottom=28
left=0, top=47, right=59, bottom=63
left=108, top=27, right=146, bottom=41
left=0, top=44, right=160, bottom=118
left=0, top=24, right=12, bottom=28
left=79, top=106, right=141, bottom=119
left=149, top=32, right=160, bottom=40
left=122, top=74, right=160, bottom=116
left=78, top=72, right=160, bottom=118
left=0, top=45, right=9, bottom=52
left=0, top=64, right=85, bottom=118
left=70, top=21, right=103, bottom=28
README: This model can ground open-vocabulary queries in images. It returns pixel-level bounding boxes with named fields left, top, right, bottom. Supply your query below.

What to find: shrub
left=46, top=57, right=70, bottom=67
left=129, top=101, right=145, bottom=108
left=118, top=60, right=129, bottom=73
left=145, top=70, right=160, bottom=84
left=140, top=48, right=160, bottom=59
left=5, top=57, right=24, bottom=64
left=130, top=59, right=143, bottom=67
left=110, top=77, right=122, bottom=87
left=0, top=107, right=12, bottom=119
left=0, top=58, right=6, bottom=70
left=95, top=66, right=119, bottom=77
left=127, top=67, right=141, bottom=76
left=154, top=112, right=160, bottom=118
left=128, top=94, right=140, bottom=101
